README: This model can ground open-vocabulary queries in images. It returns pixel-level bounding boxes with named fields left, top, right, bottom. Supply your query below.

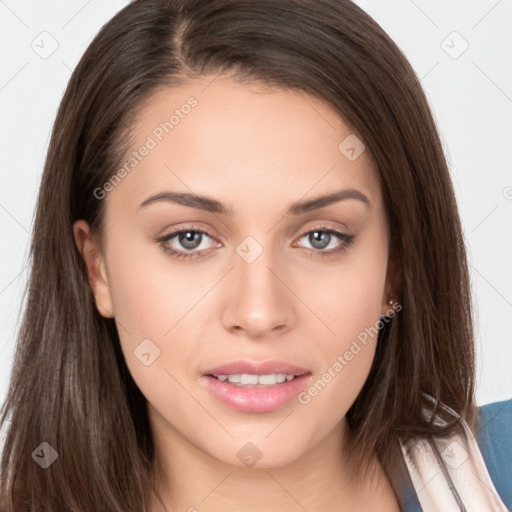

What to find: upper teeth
left=216, top=373, right=296, bottom=385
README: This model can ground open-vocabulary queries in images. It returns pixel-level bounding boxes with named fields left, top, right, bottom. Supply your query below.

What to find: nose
left=220, top=243, right=297, bottom=339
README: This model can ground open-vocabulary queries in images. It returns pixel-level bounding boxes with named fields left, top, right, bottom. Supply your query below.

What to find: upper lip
left=204, top=360, right=311, bottom=377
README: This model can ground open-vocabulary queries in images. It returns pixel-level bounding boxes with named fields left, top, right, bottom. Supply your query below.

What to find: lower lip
left=202, top=374, right=311, bottom=413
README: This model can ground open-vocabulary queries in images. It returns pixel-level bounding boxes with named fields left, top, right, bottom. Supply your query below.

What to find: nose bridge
left=222, top=234, right=295, bottom=336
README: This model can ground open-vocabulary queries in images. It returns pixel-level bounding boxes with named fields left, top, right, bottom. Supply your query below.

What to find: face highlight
left=74, top=76, right=394, bottom=476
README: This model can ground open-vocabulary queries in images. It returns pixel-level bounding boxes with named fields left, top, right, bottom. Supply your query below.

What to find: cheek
left=104, top=223, right=207, bottom=339
left=293, top=227, right=388, bottom=408
left=102, top=226, right=210, bottom=392
left=299, top=227, right=389, bottom=347
left=104, top=240, right=208, bottom=415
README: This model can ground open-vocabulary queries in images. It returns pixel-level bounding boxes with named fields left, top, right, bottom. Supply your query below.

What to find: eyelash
left=155, top=224, right=355, bottom=261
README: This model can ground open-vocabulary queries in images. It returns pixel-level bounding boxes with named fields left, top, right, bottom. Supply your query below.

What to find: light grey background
left=1, top=0, right=511, bottom=437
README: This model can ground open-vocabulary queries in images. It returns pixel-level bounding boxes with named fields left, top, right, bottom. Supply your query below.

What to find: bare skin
left=74, top=75, right=401, bottom=511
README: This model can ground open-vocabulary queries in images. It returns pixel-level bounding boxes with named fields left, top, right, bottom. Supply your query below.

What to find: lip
left=202, top=374, right=312, bottom=413
left=203, top=359, right=311, bottom=377
left=202, top=359, right=312, bottom=413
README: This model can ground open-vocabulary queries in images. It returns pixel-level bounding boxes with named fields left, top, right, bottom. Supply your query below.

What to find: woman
left=1, top=0, right=510, bottom=510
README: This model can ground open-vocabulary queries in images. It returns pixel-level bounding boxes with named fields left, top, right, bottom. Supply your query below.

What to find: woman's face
left=75, top=76, right=395, bottom=470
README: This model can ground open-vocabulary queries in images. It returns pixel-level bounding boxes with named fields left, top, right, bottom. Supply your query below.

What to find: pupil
left=310, top=231, right=330, bottom=249
left=180, top=231, right=201, bottom=249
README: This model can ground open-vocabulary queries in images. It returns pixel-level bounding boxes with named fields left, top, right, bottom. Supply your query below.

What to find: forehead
left=107, top=76, right=383, bottom=217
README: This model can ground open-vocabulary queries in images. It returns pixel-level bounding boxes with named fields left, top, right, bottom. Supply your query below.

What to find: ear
left=381, top=253, right=402, bottom=316
left=73, top=220, right=114, bottom=318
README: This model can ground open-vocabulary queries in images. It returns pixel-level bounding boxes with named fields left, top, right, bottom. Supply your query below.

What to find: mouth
left=203, top=359, right=310, bottom=379
left=206, top=372, right=302, bottom=387
left=201, top=360, right=312, bottom=413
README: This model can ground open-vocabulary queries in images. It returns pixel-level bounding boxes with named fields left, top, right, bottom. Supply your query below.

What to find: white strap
left=400, top=396, right=508, bottom=511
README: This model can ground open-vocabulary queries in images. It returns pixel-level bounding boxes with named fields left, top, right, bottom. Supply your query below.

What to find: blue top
left=399, top=397, right=512, bottom=511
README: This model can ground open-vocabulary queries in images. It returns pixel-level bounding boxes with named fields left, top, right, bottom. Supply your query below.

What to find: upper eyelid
left=159, top=223, right=348, bottom=240
left=158, top=224, right=349, bottom=250
left=157, top=224, right=218, bottom=241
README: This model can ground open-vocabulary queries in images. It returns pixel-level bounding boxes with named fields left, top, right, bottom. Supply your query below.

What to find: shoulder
left=475, top=397, right=512, bottom=508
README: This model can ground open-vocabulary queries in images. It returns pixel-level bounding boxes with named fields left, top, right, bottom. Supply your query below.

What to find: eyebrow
left=138, top=188, right=371, bottom=216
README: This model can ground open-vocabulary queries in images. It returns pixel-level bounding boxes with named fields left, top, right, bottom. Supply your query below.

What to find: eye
left=155, top=224, right=355, bottom=261
left=295, top=226, right=355, bottom=256
left=155, top=225, right=219, bottom=260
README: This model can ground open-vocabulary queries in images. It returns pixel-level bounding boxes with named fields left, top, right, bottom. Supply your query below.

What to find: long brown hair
left=0, top=0, right=478, bottom=510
